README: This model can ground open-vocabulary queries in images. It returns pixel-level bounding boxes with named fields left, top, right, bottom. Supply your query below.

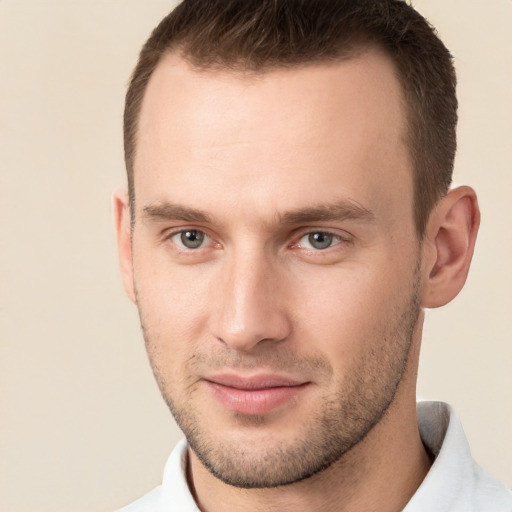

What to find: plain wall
left=0, top=1, right=510, bottom=511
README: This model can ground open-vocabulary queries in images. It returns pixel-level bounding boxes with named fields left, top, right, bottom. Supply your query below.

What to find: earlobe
left=112, top=189, right=136, bottom=303
left=421, top=186, right=480, bottom=308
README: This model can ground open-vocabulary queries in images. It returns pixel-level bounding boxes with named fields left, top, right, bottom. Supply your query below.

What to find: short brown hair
left=124, top=0, right=457, bottom=236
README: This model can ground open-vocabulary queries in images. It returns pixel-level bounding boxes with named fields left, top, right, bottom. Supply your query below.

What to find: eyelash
left=168, top=229, right=214, bottom=250
left=294, top=231, right=347, bottom=251
left=165, top=228, right=350, bottom=253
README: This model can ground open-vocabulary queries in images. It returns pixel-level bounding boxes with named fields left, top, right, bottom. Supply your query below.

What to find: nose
left=210, top=250, right=292, bottom=352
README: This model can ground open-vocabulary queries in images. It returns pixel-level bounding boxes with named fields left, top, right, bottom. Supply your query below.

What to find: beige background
left=0, top=1, right=510, bottom=511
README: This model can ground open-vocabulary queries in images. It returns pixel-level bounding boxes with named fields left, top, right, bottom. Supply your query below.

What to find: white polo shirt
left=118, top=401, right=512, bottom=511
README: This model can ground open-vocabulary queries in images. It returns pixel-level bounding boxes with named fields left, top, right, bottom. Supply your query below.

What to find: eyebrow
left=141, top=199, right=375, bottom=226
left=279, top=200, right=375, bottom=225
left=142, top=203, right=213, bottom=224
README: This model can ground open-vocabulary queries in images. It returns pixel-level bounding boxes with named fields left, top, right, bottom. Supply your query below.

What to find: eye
left=298, top=232, right=343, bottom=250
left=171, top=229, right=209, bottom=249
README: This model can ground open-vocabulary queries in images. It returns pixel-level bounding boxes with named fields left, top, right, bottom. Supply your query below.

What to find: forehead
left=134, top=50, right=413, bottom=229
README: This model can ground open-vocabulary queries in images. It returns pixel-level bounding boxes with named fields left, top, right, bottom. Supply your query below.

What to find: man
left=113, top=0, right=511, bottom=510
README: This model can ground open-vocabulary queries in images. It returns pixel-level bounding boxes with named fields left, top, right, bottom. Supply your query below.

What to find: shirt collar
left=160, top=402, right=510, bottom=512
left=404, top=401, right=511, bottom=512
left=161, top=438, right=200, bottom=512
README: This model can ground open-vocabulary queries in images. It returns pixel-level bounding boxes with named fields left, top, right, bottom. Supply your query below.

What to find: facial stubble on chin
left=138, top=269, right=422, bottom=489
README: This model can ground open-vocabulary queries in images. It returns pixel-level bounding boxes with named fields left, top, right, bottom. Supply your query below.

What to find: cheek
left=135, top=270, right=211, bottom=400
left=289, top=263, right=408, bottom=362
left=133, top=249, right=213, bottom=355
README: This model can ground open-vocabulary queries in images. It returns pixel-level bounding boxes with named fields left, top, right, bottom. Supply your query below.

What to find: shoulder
left=406, top=401, right=512, bottom=512
left=116, top=439, right=199, bottom=512
left=117, top=486, right=163, bottom=512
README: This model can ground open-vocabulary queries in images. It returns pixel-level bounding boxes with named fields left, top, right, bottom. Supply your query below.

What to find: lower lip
left=206, top=381, right=309, bottom=416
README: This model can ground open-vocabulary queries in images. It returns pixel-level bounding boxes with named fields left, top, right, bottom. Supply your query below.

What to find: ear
left=421, top=186, right=480, bottom=308
left=112, top=189, right=136, bottom=303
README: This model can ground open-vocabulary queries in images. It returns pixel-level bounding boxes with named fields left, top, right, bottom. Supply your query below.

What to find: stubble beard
left=139, top=272, right=422, bottom=489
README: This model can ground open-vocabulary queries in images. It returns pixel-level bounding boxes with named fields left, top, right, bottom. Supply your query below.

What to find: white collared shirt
left=118, top=401, right=512, bottom=511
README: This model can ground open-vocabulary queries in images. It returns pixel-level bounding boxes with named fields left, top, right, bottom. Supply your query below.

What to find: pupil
left=309, top=232, right=332, bottom=249
left=181, top=230, right=204, bottom=248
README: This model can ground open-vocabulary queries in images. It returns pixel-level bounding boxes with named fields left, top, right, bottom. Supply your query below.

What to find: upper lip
left=204, top=373, right=308, bottom=390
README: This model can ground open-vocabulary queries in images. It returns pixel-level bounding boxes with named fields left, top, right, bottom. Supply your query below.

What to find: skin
left=114, top=48, right=479, bottom=512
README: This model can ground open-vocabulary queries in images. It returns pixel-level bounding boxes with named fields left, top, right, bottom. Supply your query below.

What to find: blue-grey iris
left=181, top=230, right=205, bottom=249
left=308, top=232, right=333, bottom=250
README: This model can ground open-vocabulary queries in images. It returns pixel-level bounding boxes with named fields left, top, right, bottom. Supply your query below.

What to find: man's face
left=127, top=49, right=423, bottom=488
